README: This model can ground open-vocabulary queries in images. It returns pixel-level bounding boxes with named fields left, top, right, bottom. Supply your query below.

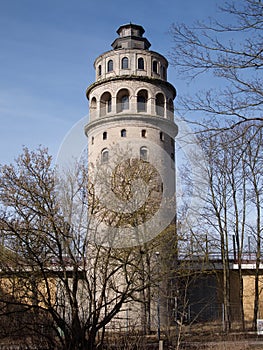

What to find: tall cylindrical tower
left=85, top=24, right=178, bottom=248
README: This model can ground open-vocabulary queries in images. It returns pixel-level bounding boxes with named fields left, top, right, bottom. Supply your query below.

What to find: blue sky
left=0, top=0, right=222, bottom=165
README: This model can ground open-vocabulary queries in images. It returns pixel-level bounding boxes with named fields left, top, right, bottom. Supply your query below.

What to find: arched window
left=107, top=60, right=113, bottom=72
left=101, top=149, right=109, bottom=164
left=103, top=131, right=107, bottom=140
left=140, top=146, right=148, bottom=161
left=141, top=129, right=146, bottom=138
left=137, top=89, right=148, bottom=112
left=117, top=89, right=130, bottom=112
left=152, top=60, right=158, bottom=73
left=121, top=129, right=126, bottom=137
left=121, top=57, right=129, bottom=69
left=90, top=97, right=97, bottom=119
left=138, top=57, right=144, bottom=70
left=160, top=131, right=164, bottom=141
left=156, top=93, right=165, bottom=116
left=98, top=65, right=102, bottom=76
left=91, top=136, right=94, bottom=145
left=100, top=92, right=112, bottom=117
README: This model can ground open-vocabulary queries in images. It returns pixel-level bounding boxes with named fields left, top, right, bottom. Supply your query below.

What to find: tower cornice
left=86, top=75, right=176, bottom=100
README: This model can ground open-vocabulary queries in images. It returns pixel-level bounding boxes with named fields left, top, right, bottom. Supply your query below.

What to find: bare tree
left=170, top=1, right=263, bottom=331
left=180, top=121, right=263, bottom=331
left=244, top=126, right=263, bottom=328
left=0, top=147, right=154, bottom=349
left=170, top=0, right=262, bottom=131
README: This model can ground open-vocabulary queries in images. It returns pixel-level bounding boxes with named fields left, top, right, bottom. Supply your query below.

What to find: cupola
left=111, top=23, right=151, bottom=50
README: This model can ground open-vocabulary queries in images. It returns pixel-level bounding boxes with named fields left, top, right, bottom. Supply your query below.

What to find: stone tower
left=85, top=24, right=178, bottom=248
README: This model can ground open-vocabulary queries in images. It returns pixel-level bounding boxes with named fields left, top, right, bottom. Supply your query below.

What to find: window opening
left=121, top=95, right=129, bottom=111
left=156, top=93, right=165, bottom=116
left=140, top=146, right=148, bottom=161
left=137, top=95, right=146, bottom=112
left=138, top=57, right=144, bottom=70
left=161, top=65, right=166, bottom=79
left=117, top=89, right=130, bottom=113
left=121, top=57, right=129, bottom=69
left=137, top=89, right=148, bottom=112
left=101, top=149, right=109, bottom=164
left=100, top=92, right=112, bottom=117
left=107, top=99, right=112, bottom=113
left=107, top=60, right=113, bottom=72
left=153, top=60, right=158, bottom=73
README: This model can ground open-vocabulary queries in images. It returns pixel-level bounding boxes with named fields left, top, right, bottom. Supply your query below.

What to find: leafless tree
left=180, top=121, right=263, bottom=331
left=244, top=126, right=263, bottom=328
left=170, top=0, right=262, bottom=132
left=0, top=147, right=157, bottom=349
left=170, top=1, right=263, bottom=330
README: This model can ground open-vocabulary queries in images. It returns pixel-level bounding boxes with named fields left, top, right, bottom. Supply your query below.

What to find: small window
left=121, top=57, right=129, bottom=69
left=98, top=65, right=102, bottom=76
left=160, top=132, right=164, bottom=141
left=103, top=131, right=107, bottom=140
left=141, top=129, right=146, bottom=138
left=91, top=136, right=94, bottom=145
left=107, top=60, right=113, bottom=72
left=140, top=146, right=148, bottom=161
left=153, top=60, right=158, bottom=73
left=138, top=57, right=144, bottom=70
left=121, top=129, right=126, bottom=137
left=101, top=149, right=109, bottom=164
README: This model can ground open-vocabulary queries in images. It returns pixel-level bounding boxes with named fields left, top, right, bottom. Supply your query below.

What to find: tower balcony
left=87, top=75, right=176, bottom=123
